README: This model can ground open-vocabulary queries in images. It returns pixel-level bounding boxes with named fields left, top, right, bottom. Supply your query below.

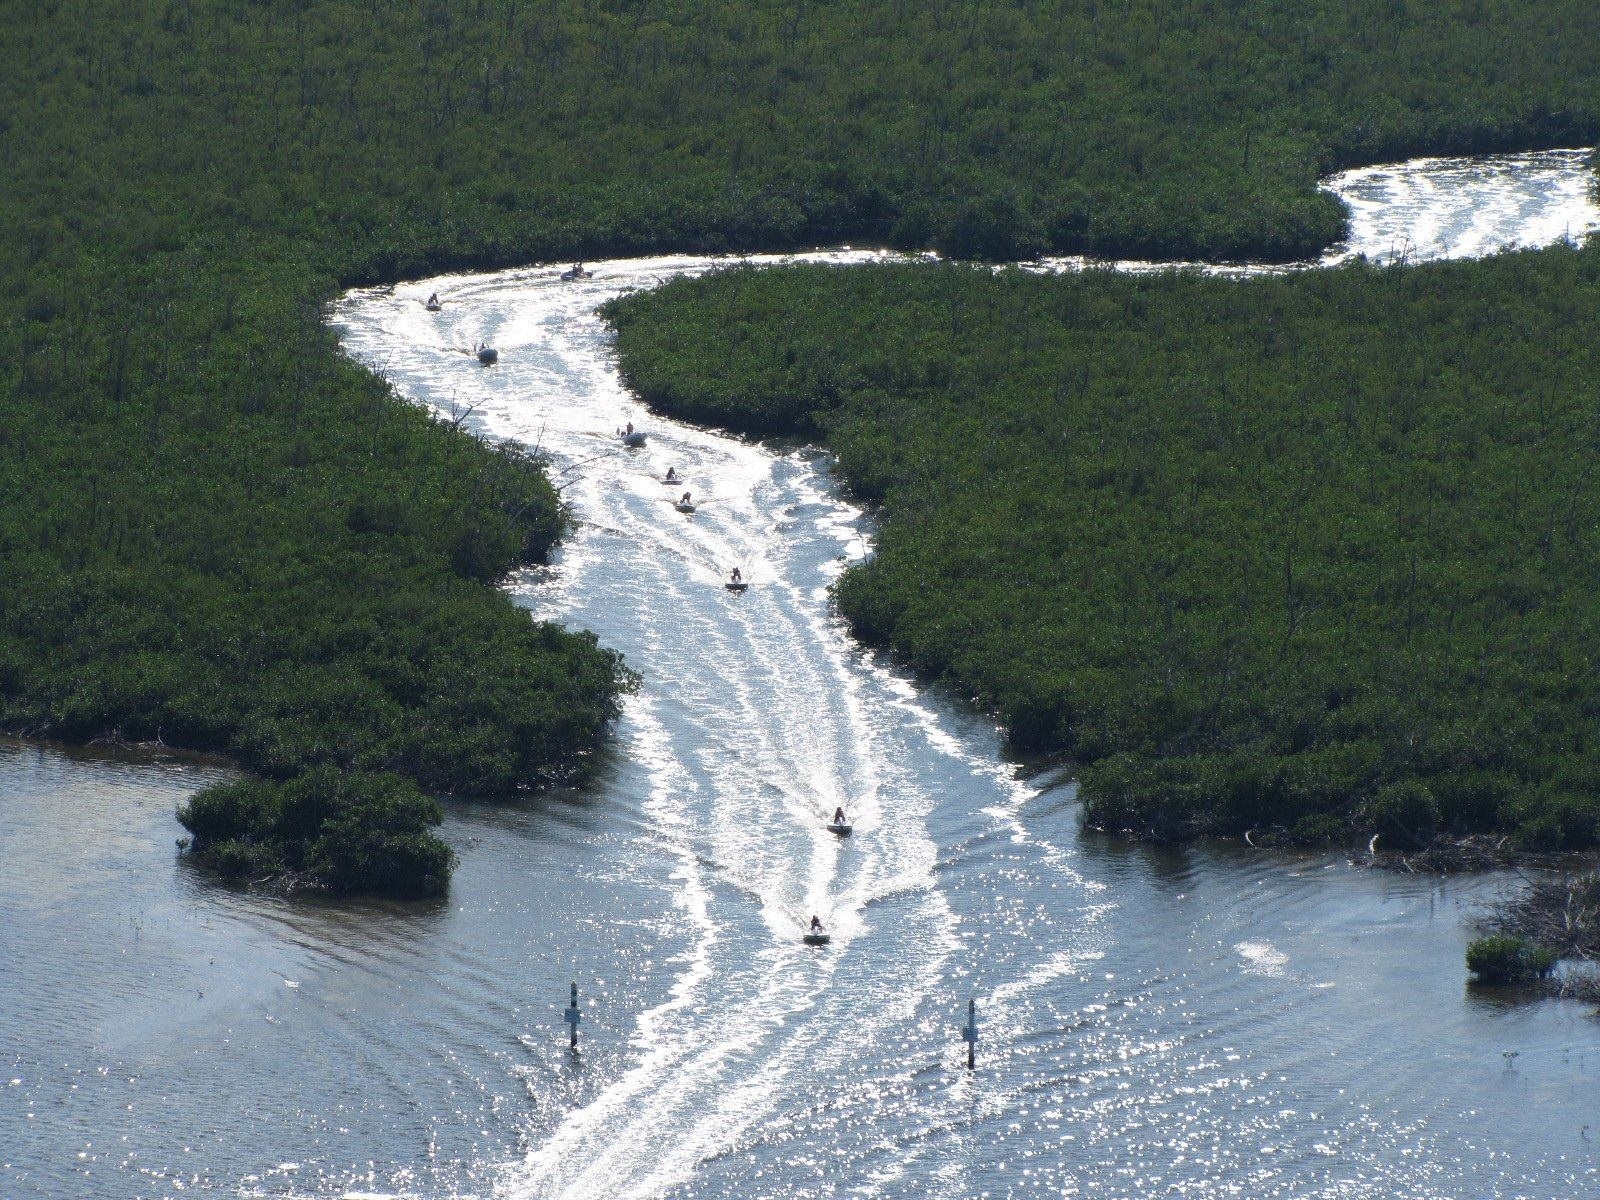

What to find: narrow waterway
left=3, top=150, right=1598, bottom=1200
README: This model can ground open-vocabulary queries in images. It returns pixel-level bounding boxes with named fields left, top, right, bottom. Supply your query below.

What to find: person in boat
left=810, top=915, right=824, bottom=933
left=680, top=491, right=693, bottom=506
left=573, top=262, right=586, bottom=277
left=426, top=292, right=439, bottom=306
left=832, top=806, right=846, bottom=825
left=730, top=567, right=743, bottom=583
left=625, top=421, right=634, bottom=435
left=665, top=466, right=678, bottom=481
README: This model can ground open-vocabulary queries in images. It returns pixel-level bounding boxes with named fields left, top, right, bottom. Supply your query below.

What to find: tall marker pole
left=563, top=981, right=581, bottom=1052
left=962, top=998, right=978, bottom=1070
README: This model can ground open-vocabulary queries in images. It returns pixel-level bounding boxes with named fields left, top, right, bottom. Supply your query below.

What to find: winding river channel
left=5, top=150, right=1600, bottom=1199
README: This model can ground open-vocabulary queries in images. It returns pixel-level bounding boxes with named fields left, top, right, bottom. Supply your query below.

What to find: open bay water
left=3, top=149, right=1598, bottom=1199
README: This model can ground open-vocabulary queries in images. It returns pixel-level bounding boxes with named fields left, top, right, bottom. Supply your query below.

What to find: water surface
left=4, top=149, right=1598, bottom=1199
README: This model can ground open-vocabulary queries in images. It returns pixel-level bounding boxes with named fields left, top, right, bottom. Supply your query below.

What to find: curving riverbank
left=7, top=0, right=1600, bottom=1185
left=8, top=0, right=1600, bottom=898
left=605, top=152, right=1600, bottom=858
left=6, top=149, right=1600, bottom=1197
left=306, top=149, right=1600, bottom=1198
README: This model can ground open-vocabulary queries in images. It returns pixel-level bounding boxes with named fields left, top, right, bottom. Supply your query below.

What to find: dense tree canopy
left=178, top=768, right=457, bottom=897
left=5, top=0, right=1600, bottom=887
left=7, top=0, right=1600, bottom=274
left=607, top=250, right=1600, bottom=850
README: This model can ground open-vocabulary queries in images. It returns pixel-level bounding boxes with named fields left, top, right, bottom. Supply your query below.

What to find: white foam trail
left=336, top=251, right=983, bottom=1200
left=330, top=147, right=1599, bottom=1199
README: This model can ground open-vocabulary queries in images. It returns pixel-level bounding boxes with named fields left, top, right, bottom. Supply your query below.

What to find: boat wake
left=330, top=147, right=1600, bottom=1200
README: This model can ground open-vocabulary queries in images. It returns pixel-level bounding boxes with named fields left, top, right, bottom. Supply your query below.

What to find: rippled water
left=4, top=151, right=1599, bottom=1199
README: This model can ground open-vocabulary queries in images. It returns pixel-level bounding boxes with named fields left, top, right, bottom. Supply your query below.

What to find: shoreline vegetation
left=605, top=252, right=1600, bottom=861
left=4, top=291, right=636, bottom=895
left=8, top=0, right=1600, bottom=896
left=1469, top=872, right=1600, bottom=999
left=604, top=256, right=1600, bottom=989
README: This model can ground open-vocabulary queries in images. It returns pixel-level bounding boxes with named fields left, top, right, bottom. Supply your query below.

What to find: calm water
left=4, top=151, right=1599, bottom=1199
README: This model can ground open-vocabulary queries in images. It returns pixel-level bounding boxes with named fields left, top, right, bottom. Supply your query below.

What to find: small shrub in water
left=179, top=767, right=454, bottom=896
left=1465, top=935, right=1558, bottom=984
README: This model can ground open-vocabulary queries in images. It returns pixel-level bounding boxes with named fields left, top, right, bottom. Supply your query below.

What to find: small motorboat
left=802, top=930, right=831, bottom=946
left=725, top=579, right=748, bottom=593
left=620, top=430, right=647, bottom=447
left=560, top=267, right=594, bottom=282
left=477, top=346, right=499, bottom=365
left=425, top=301, right=443, bottom=312
left=661, top=474, right=684, bottom=485
left=675, top=501, right=697, bottom=514
left=825, top=821, right=852, bottom=836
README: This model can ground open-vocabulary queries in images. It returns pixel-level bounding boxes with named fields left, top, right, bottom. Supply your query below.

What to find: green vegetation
left=1475, top=870, right=1599, bottom=995
left=1465, top=935, right=1559, bottom=984
left=2, top=273, right=634, bottom=892
left=8, top=0, right=1600, bottom=891
left=178, top=769, right=455, bottom=897
left=7, top=0, right=1600, bottom=279
left=2, top=328, right=629, bottom=789
left=607, top=249, right=1600, bottom=849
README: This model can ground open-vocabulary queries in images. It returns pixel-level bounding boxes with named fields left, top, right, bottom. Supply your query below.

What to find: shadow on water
left=170, top=850, right=456, bottom=925
left=1463, top=978, right=1560, bottom=1014
left=444, top=776, right=624, bottom=837
left=1083, top=834, right=1204, bottom=894
left=0, top=732, right=236, bottom=772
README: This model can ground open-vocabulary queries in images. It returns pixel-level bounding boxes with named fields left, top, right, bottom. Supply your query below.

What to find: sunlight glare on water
left=329, top=150, right=1599, bottom=1199
left=1, top=150, right=1597, bottom=1200
left=1325, top=148, right=1600, bottom=266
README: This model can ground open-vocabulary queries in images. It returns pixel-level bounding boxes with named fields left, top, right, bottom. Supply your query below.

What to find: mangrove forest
left=8, top=0, right=1600, bottom=889
left=607, top=250, right=1600, bottom=850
